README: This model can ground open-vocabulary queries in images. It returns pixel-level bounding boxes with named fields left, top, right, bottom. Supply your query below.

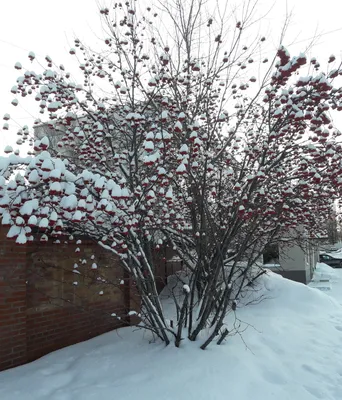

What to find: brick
left=0, top=350, right=13, bottom=359
left=11, top=345, right=26, bottom=353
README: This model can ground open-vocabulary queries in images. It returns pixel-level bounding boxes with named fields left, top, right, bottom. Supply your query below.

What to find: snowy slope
left=1, top=270, right=342, bottom=400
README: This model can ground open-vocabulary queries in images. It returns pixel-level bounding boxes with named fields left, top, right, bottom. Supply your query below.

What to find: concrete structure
left=264, top=240, right=318, bottom=284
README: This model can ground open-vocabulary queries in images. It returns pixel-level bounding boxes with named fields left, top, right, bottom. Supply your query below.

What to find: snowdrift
left=1, top=269, right=342, bottom=400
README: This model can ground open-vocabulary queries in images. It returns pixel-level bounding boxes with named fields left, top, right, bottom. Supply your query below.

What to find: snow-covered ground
left=309, top=262, right=342, bottom=304
left=2, top=266, right=342, bottom=400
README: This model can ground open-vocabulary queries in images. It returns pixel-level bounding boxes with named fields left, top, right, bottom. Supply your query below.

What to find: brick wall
left=0, top=225, right=181, bottom=372
left=26, top=302, right=125, bottom=362
left=153, top=246, right=183, bottom=293
left=0, top=227, right=139, bottom=371
left=0, top=234, right=27, bottom=371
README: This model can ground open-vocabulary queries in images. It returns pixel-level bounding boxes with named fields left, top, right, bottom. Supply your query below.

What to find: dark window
left=321, top=254, right=332, bottom=261
left=263, top=243, right=280, bottom=265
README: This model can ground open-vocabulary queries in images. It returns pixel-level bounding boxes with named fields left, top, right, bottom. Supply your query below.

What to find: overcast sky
left=0, top=0, right=341, bottom=151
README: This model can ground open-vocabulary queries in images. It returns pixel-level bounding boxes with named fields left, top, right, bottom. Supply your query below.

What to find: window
left=263, top=243, right=280, bottom=265
left=320, top=254, right=332, bottom=261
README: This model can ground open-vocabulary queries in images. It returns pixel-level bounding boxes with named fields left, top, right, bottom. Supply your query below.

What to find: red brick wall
left=26, top=302, right=125, bottom=362
left=0, top=225, right=179, bottom=372
left=153, top=246, right=183, bottom=293
left=0, top=234, right=27, bottom=371
left=0, top=227, right=138, bottom=371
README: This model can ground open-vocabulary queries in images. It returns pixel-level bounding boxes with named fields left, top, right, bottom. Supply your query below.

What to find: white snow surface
left=2, top=269, right=342, bottom=399
left=309, top=262, right=342, bottom=304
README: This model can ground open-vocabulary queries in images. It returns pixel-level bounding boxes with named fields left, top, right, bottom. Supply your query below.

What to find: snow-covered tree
left=1, top=0, right=342, bottom=347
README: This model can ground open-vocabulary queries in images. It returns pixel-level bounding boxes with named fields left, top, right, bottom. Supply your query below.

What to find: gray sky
left=0, top=0, right=341, bottom=151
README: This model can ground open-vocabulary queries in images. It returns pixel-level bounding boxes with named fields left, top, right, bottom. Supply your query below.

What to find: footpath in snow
left=1, top=265, right=342, bottom=399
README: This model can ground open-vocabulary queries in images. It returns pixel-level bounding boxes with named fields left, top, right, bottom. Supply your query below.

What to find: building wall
left=277, top=242, right=315, bottom=284
left=279, top=243, right=305, bottom=271
left=0, top=227, right=141, bottom=371
left=0, top=236, right=27, bottom=371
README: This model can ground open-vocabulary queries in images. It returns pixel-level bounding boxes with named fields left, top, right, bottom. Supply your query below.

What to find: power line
left=287, top=26, right=342, bottom=47
left=0, top=38, right=42, bottom=55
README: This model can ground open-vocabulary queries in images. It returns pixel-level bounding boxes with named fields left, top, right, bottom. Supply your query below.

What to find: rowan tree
left=1, top=0, right=342, bottom=347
